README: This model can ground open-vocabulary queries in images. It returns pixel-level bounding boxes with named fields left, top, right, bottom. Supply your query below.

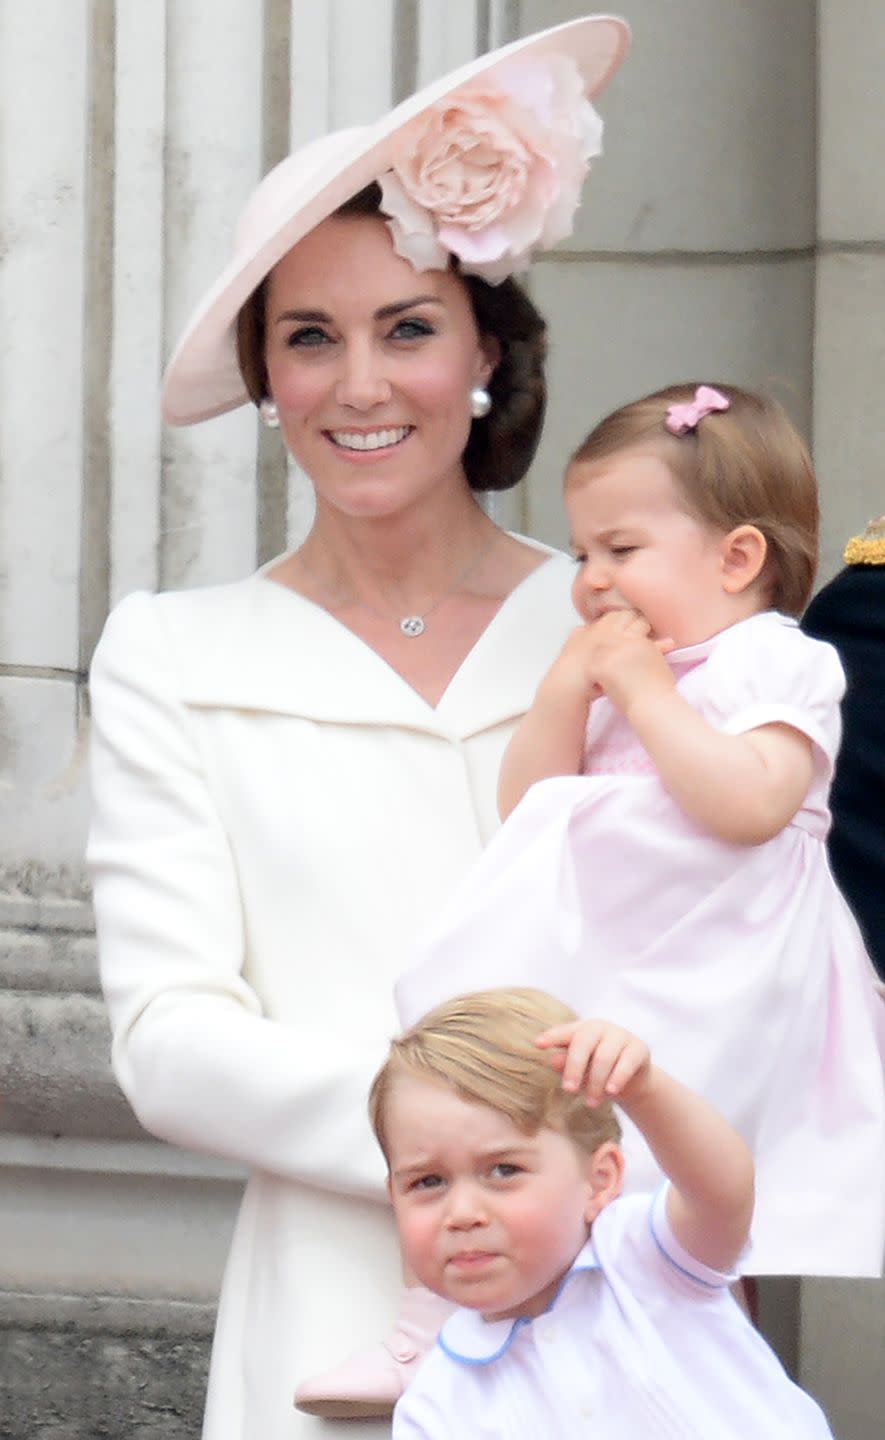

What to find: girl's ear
left=583, top=1141, right=625, bottom=1224
left=719, top=524, right=768, bottom=594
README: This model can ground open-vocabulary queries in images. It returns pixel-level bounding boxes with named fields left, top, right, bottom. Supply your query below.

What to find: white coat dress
left=87, top=549, right=577, bottom=1440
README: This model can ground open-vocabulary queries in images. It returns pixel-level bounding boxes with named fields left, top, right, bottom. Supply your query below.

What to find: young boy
left=369, top=987, right=834, bottom=1438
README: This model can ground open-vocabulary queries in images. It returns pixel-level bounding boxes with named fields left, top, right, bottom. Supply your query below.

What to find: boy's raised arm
left=537, top=1018, right=755, bottom=1274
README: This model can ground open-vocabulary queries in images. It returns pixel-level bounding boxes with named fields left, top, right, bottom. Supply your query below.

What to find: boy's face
left=385, top=1073, right=620, bottom=1321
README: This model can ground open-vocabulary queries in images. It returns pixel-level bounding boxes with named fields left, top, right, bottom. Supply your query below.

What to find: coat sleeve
left=88, top=591, right=388, bottom=1199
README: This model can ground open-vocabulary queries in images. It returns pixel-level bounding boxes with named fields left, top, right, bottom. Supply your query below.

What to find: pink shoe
left=294, top=1285, right=454, bottom=1419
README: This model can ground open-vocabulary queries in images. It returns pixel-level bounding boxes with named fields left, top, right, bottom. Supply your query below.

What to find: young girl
left=376, top=987, right=835, bottom=1438
left=396, top=381, right=885, bottom=1278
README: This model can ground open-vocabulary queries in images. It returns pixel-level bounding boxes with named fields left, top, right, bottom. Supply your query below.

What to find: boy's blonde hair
left=369, top=988, right=621, bottom=1163
left=569, top=382, right=819, bottom=616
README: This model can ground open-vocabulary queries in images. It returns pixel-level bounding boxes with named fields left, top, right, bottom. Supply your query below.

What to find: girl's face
left=566, top=446, right=753, bottom=648
left=263, top=214, right=497, bottom=521
left=385, top=1073, right=617, bottom=1322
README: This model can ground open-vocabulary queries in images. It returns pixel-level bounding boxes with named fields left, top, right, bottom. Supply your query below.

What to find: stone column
left=519, top=0, right=816, bottom=549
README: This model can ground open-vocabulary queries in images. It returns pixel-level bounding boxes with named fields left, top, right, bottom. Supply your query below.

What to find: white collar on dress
left=665, top=609, right=796, bottom=666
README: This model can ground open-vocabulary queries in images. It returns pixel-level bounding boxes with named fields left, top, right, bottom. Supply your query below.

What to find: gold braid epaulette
left=844, top=517, right=885, bottom=566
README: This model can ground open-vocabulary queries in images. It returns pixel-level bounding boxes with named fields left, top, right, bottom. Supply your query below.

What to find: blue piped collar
left=437, top=1238, right=600, bottom=1366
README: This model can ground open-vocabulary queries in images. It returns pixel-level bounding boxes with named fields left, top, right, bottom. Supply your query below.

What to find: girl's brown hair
left=369, top=987, right=621, bottom=1165
left=569, top=382, right=819, bottom=616
left=236, top=183, right=547, bottom=494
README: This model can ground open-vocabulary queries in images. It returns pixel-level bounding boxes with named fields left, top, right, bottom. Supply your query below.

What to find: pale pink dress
left=396, top=612, right=885, bottom=1276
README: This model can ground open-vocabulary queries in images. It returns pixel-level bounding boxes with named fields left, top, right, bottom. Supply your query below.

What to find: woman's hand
left=535, top=1017, right=652, bottom=1108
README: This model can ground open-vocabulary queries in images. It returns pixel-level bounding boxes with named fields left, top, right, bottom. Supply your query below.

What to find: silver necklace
left=298, top=533, right=498, bottom=638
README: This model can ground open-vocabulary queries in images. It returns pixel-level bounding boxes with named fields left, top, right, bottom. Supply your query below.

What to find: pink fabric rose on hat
left=379, top=55, right=603, bottom=284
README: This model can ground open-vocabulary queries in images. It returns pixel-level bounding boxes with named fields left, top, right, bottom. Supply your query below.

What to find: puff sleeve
left=700, top=618, right=845, bottom=780
left=88, top=592, right=388, bottom=1199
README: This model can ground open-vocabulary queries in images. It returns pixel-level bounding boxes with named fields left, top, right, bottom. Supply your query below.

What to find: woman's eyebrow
left=273, top=296, right=445, bottom=327
left=273, top=308, right=331, bottom=325
left=375, top=296, right=444, bottom=319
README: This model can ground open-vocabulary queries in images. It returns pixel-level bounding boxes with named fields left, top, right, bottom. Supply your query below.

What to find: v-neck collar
left=163, top=545, right=575, bottom=740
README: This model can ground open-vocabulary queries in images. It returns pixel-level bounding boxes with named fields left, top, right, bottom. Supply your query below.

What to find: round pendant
left=400, top=615, right=426, bottom=638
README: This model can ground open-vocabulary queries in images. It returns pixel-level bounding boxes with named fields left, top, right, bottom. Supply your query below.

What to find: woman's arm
left=538, top=1019, right=755, bottom=1274
left=89, top=593, right=388, bottom=1199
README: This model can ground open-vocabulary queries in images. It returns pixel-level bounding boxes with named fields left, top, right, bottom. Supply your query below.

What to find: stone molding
left=0, top=1293, right=213, bottom=1440
left=0, top=886, right=146, bottom=1143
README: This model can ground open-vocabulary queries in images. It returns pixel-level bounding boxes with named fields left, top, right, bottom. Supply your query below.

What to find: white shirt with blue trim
left=393, top=1189, right=834, bottom=1439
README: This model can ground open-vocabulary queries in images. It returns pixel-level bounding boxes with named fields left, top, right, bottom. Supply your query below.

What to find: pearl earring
left=259, top=398, right=280, bottom=428
left=469, top=386, right=492, bottom=420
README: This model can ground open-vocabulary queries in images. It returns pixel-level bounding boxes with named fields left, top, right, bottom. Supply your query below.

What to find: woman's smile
left=325, top=424, right=414, bottom=456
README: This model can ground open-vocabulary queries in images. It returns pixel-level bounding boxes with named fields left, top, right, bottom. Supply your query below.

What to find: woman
left=88, top=17, right=630, bottom=1439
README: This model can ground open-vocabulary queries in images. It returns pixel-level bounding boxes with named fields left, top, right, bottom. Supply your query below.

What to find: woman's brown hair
left=569, top=382, right=819, bottom=616
left=236, top=183, right=547, bottom=493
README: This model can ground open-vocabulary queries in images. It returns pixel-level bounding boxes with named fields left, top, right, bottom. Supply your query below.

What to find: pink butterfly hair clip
left=664, top=385, right=730, bottom=436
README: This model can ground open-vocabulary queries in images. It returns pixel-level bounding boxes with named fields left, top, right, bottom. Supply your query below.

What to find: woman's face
left=263, top=215, right=497, bottom=520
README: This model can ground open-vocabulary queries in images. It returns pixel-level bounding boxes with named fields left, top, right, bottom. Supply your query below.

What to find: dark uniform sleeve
left=802, top=567, right=885, bottom=978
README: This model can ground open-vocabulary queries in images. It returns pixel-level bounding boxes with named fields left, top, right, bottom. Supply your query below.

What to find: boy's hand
left=535, top=1018, right=652, bottom=1107
left=540, top=1019, right=755, bottom=1277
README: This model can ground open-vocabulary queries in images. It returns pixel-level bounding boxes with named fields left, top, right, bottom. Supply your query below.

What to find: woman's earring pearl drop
left=259, top=398, right=280, bottom=428
left=469, top=386, right=492, bottom=419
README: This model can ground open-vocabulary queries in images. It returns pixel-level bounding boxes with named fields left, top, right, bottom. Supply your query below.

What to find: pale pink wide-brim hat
left=161, top=14, right=629, bottom=426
